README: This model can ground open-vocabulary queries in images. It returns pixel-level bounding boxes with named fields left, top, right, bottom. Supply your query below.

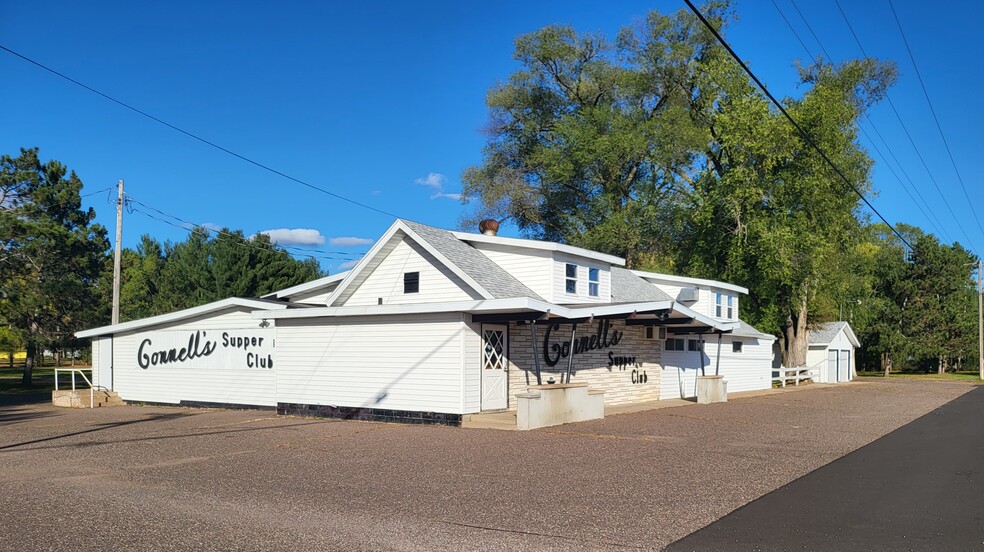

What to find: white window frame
left=732, top=340, right=743, bottom=353
left=588, top=267, right=599, bottom=297
left=715, top=292, right=723, bottom=318
left=727, top=295, right=733, bottom=319
left=565, top=263, right=578, bottom=294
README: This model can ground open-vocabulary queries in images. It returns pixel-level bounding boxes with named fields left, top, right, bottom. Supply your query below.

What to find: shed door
left=827, top=349, right=838, bottom=383
left=481, top=325, right=508, bottom=410
left=839, top=350, right=849, bottom=382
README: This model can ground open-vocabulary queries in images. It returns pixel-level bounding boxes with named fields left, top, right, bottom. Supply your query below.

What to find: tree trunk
left=883, top=352, right=892, bottom=377
left=22, top=340, right=35, bottom=385
left=781, top=295, right=809, bottom=367
left=7, top=352, right=11, bottom=369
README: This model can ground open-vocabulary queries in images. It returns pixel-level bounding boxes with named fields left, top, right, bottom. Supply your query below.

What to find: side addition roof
left=610, top=266, right=674, bottom=303
left=809, top=321, right=860, bottom=348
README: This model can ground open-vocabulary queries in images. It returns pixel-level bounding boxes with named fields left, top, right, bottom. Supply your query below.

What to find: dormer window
left=404, top=271, right=419, bottom=294
left=715, top=292, right=736, bottom=319
left=565, top=263, right=577, bottom=294
left=588, top=267, right=599, bottom=297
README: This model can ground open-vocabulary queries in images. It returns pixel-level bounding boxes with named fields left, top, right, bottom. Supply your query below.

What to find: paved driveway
left=0, top=379, right=973, bottom=550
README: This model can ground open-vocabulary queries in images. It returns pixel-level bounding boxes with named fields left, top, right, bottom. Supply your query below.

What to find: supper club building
left=77, top=219, right=776, bottom=425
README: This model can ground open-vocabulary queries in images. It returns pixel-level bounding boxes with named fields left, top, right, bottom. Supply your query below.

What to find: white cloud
left=337, top=259, right=361, bottom=270
left=329, top=236, right=373, bottom=247
left=415, top=172, right=463, bottom=201
left=259, top=228, right=326, bottom=246
left=431, top=192, right=462, bottom=201
left=415, top=172, right=446, bottom=190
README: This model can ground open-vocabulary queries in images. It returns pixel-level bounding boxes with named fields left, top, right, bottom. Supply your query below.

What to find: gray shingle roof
left=610, top=267, right=674, bottom=303
left=402, top=220, right=544, bottom=301
left=732, top=319, right=774, bottom=339
left=809, top=321, right=848, bottom=345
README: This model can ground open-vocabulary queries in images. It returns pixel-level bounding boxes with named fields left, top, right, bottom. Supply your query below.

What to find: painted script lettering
left=543, top=319, right=623, bottom=367
left=138, top=331, right=217, bottom=369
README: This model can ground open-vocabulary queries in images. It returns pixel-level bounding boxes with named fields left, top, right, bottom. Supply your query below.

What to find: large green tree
left=682, top=59, right=896, bottom=367
left=461, top=3, right=736, bottom=269
left=118, top=229, right=323, bottom=320
left=0, top=148, right=110, bottom=383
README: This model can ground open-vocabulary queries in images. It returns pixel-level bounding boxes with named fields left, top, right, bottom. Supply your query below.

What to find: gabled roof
left=451, top=230, right=625, bottom=266
left=611, top=266, right=674, bottom=303
left=76, top=297, right=295, bottom=338
left=261, top=271, right=349, bottom=300
left=631, top=269, right=749, bottom=295
left=328, top=219, right=543, bottom=306
left=809, top=321, right=860, bottom=348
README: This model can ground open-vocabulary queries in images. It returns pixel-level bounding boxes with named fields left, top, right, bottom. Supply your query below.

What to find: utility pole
left=112, top=179, right=123, bottom=325
left=978, top=259, right=982, bottom=381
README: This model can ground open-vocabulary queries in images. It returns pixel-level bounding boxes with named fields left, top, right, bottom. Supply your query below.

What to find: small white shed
left=807, top=322, right=860, bottom=383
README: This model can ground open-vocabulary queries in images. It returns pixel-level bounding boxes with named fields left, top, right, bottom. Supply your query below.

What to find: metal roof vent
left=478, top=219, right=500, bottom=236
left=677, top=287, right=699, bottom=303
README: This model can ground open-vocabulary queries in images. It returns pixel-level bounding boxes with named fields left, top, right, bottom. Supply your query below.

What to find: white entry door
left=481, top=325, right=508, bottom=410
left=839, top=350, right=850, bottom=382
left=98, top=337, right=113, bottom=390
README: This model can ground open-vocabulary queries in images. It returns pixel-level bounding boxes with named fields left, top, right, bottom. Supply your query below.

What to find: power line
left=0, top=43, right=399, bottom=220
left=770, top=0, right=951, bottom=242
left=124, top=196, right=364, bottom=262
left=682, top=0, right=913, bottom=251
left=886, top=0, right=984, bottom=239
left=831, top=0, right=981, bottom=255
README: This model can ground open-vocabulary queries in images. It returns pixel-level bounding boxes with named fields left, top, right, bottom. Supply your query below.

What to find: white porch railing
left=54, top=368, right=95, bottom=408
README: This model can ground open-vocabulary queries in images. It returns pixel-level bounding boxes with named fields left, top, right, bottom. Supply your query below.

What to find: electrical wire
left=886, top=0, right=984, bottom=239
left=123, top=196, right=364, bottom=262
left=831, top=0, right=980, bottom=255
left=125, top=196, right=364, bottom=259
left=771, top=0, right=951, bottom=242
left=0, top=44, right=399, bottom=220
left=682, top=0, right=914, bottom=251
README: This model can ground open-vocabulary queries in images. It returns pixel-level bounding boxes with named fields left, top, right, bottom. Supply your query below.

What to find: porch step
left=52, top=389, right=127, bottom=408
left=462, top=410, right=518, bottom=430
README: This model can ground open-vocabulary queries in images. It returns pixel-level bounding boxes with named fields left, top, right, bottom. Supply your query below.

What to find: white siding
left=470, top=243, right=553, bottom=300
left=463, top=318, right=482, bottom=412
left=110, top=308, right=276, bottom=406
left=647, top=281, right=740, bottom=322
left=90, top=336, right=101, bottom=387
left=807, top=327, right=855, bottom=383
left=288, top=284, right=339, bottom=305
left=341, top=238, right=480, bottom=306
left=275, top=313, right=472, bottom=414
left=660, top=335, right=773, bottom=399
left=551, top=253, right=611, bottom=304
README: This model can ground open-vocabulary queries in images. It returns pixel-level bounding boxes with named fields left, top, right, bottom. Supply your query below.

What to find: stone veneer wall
left=506, top=320, right=662, bottom=409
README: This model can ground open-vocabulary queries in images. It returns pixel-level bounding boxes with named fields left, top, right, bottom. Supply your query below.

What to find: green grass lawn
left=858, top=371, right=984, bottom=382
left=0, top=363, right=91, bottom=395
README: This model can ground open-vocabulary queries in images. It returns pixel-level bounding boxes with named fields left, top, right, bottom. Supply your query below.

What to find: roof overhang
left=631, top=269, right=749, bottom=295
left=255, top=297, right=739, bottom=333
left=76, top=297, right=291, bottom=338
left=261, top=271, right=349, bottom=300
left=452, top=231, right=626, bottom=266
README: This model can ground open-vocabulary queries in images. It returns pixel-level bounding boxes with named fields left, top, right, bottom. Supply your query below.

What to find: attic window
left=404, top=271, right=419, bottom=294
left=588, top=267, right=599, bottom=297
left=565, top=263, right=577, bottom=294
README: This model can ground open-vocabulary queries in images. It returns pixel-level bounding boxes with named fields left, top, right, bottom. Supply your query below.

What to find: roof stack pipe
left=479, top=219, right=500, bottom=236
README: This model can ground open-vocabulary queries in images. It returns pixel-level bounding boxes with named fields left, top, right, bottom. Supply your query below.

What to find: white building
left=78, top=219, right=776, bottom=425
left=807, top=321, right=859, bottom=383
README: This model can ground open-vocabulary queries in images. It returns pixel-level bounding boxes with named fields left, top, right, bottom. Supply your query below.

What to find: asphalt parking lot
left=0, top=379, right=974, bottom=551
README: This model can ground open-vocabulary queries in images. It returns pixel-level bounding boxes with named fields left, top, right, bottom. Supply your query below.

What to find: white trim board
left=76, top=297, right=289, bottom=338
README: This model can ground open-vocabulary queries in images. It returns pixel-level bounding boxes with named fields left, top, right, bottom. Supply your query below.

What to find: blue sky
left=2, top=1, right=981, bottom=273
